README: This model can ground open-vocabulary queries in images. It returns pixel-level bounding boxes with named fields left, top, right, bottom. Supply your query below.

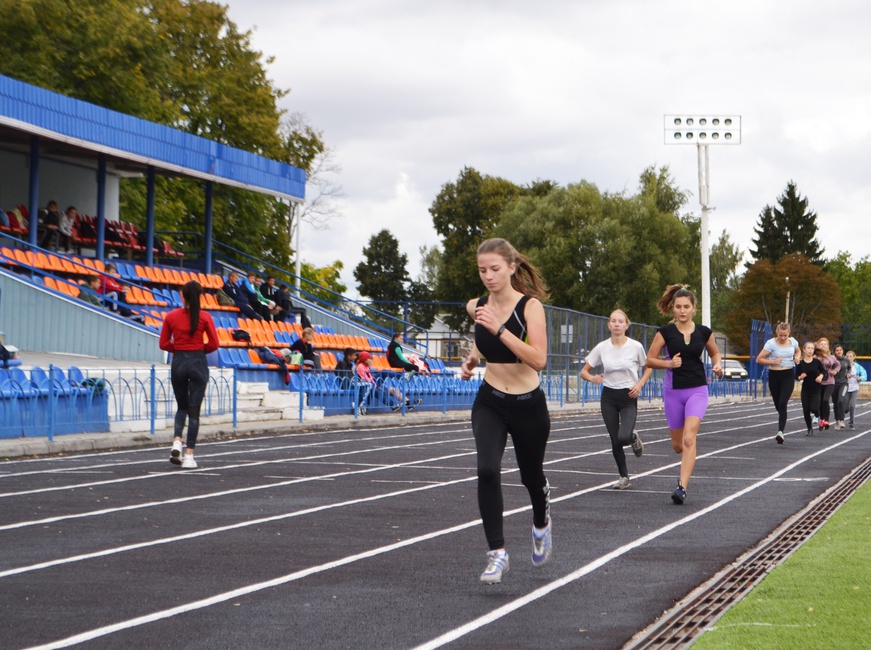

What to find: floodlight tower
left=664, top=115, right=742, bottom=328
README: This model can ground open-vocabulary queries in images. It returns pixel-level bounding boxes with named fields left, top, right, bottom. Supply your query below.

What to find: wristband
left=496, top=325, right=506, bottom=338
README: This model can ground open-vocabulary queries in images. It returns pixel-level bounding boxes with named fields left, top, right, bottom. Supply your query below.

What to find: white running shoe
left=631, top=430, right=643, bottom=457
left=775, top=432, right=784, bottom=444
left=614, top=476, right=632, bottom=490
left=170, top=439, right=183, bottom=465
left=181, top=454, right=197, bottom=469
left=532, top=522, right=552, bottom=566
left=480, top=550, right=509, bottom=584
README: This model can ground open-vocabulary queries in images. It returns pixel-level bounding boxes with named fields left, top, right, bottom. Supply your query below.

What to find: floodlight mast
left=664, top=115, right=741, bottom=328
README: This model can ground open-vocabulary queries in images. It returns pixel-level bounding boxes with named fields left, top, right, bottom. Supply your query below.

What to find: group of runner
left=460, top=239, right=723, bottom=585
left=757, top=326, right=866, bottom=440
left=155, top=236, right=863, bottom=588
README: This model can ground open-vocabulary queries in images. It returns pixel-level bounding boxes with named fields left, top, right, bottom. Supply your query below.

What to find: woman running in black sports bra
left=460, top=238, right=551, bottom=585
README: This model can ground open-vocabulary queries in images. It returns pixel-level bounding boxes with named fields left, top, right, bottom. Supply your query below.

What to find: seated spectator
left=100, top=263, right=128, bottom=311
left=77, top=276, right=105, bottom=308
left=242, top=271, right=274, bottom=320
left=388, top=332, right=420, bottom=374
left=336, top=348, right=358, bottom=374
left=289, top=327, right=321, bottom=370
left=58, top=206, right=76, bottom=253
left=259, top=275, right=285, bottom=321
left=255, top=346, right=290, bottom=385
left=279, top=284, right=312, bottom=329
left=222, top=271, right=263, bottom=320
left=355, top=351, right=418, bottom=413
left=100, top=263, right=143, bottom=322
left=39, top=200, right=62, bottom=251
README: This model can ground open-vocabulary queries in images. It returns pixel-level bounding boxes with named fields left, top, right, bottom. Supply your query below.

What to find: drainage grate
left=626, top=458, right=871, bottom=649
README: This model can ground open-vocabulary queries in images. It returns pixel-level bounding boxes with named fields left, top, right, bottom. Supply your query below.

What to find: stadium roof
left=0, top=74, right=305, bottom=202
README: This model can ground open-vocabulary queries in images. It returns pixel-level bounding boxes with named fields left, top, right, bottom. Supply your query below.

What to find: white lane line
left=0, top=448, right=473, bottom=532
left=411, top=430, right=871, bottom=650
left=24, top=430, right=868, bottom=650
left=0, top=405, right=774, bottom=494
left=0, top=436, right=471, bottom=499
left=0, top=410, right=810, bottom=531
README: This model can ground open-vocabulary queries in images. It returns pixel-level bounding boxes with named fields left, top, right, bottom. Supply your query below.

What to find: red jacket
left=100, top=274, right=125, bottom=295
left=159, top=308, right=219, bottom=353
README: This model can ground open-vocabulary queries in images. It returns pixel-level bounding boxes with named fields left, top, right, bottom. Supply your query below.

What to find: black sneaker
left=671, top=484, right=686, bottom=505
left=407, top=398, right=422, bottom=412
left=806, top=428, right=813, bottom=437
left=391, top=403, right=402, bottom=412
left=775, top=432, right=784, bottom=444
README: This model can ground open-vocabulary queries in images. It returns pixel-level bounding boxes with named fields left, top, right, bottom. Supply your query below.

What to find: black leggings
left=170, top=350, right=210, bottom=449
left=801, top=386, right=821, bottom=430
left=833, top=383, right=848, bottom=421
left=600, top=387, right=638, bottom=478
left=472, top=382, right=550, bottom=550
left=768, top=370, right=794, bottom=432
left=820, top=384, right=835, bottom=422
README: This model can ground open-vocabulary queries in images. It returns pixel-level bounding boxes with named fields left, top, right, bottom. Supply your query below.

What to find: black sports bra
left=474, top=295, right=530, bottom=363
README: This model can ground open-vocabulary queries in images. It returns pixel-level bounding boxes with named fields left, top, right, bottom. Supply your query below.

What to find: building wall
left=0, top=149, right=121, bottom=219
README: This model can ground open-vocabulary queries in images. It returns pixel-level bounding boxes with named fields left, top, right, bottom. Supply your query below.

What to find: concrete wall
left=0, top=269, right=163, bottom=363
left=0, top=148, right=121, bottom=219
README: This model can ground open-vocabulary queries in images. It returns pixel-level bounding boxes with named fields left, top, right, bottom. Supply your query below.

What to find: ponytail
left=477, top=238, right=549, bottom=302
left=181, top=281, right=203, bottom=336
left=657, top=283, right=696, bottom=317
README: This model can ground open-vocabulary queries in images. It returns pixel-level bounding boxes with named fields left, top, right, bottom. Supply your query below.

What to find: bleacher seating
left=0, top=244, right=450, bottom=385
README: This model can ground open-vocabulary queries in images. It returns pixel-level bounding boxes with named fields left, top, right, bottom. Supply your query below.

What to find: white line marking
left=411, top=430, right=869, bottom=650
left=21, top=430, right=869, bottom=649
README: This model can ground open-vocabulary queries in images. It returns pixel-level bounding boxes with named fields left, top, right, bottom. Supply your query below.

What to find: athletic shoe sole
left=775, top=433, right=784, bottom=444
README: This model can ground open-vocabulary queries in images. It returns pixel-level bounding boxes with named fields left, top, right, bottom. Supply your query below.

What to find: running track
left=1, top=400, right=868, bottom=649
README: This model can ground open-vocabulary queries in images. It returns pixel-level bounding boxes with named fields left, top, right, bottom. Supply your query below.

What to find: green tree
left=724, top=254, right=842, bottom=353
left=825, top=252, right=871, bottom=326
left=429, top=167, right=526, bottom=330
left=354, top=230, right=410, bottom=321
left=417, top=244, right=443, bottom=288
left=405, top=280, right=437, bottom=330
left=749, top=181, right=825, bottom=266
left=298, top=260, right=347, bottom=307
left=496, top=168, right=693, bottom=326
left=0, top=0, right=331, bottom=273
left=709, top=230, right=744, bottom=331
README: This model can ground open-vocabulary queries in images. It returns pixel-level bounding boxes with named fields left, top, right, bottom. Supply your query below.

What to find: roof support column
left=96, top=154, right=107, bottom=260
left=204, top=181, right=214, bottom=274
left=27, top=135, right=39, bottom=247
left=145, top=166, right=156, bottom=267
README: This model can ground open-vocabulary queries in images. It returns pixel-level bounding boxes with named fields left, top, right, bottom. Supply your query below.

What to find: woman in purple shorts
left=646, top=285, right=723, bottom=504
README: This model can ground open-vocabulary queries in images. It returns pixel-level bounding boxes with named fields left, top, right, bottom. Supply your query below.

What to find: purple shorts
left=663, top=385, right=709, bottom=430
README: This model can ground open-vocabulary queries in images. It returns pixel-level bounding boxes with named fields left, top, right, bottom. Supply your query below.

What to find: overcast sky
left=225, top=0, right=870, bottom=298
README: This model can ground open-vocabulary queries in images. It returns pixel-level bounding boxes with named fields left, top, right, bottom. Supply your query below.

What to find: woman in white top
left=756, top=322, right=800, bottom=444
left=581, top=310, right=653, bottom=489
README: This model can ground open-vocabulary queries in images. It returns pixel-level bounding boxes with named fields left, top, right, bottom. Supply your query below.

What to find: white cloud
left=228, top=0, right=871, bottom=301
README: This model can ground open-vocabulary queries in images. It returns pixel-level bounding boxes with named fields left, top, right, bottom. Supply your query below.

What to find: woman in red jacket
left=159, top=281, right=219, bottom=468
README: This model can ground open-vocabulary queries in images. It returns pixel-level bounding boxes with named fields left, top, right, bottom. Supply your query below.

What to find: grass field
left=693, top=480, right=871, bottom=649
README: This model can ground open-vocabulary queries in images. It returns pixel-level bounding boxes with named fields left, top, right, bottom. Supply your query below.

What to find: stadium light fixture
left=663, top=114, right=742, bottom=328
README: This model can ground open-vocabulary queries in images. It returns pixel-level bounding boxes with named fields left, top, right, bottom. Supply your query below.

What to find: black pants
left=600, top=387, right=637, bottom=478
left=820, top=384, right=835, bottom=422
left=801, top=385, right=821, bottom=430
left=767, top=370, right=794, bottom=432
left=472, top=382, right=550, bottom=550
left=170, top=350, right=210, bottom=449
left=833, top=382, right=848, bottom=421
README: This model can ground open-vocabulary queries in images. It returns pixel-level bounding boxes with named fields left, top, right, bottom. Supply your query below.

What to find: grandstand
left=0, top=74, right=476, bottom=440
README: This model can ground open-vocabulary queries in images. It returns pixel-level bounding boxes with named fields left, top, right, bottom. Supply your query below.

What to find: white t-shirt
left=763, top=336, right=799, bottom=369
left=585, top=338, right=647, bottom=389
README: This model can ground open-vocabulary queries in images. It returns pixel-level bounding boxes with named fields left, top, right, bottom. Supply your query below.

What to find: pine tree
left=748, top=181, right=824, bottom=266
